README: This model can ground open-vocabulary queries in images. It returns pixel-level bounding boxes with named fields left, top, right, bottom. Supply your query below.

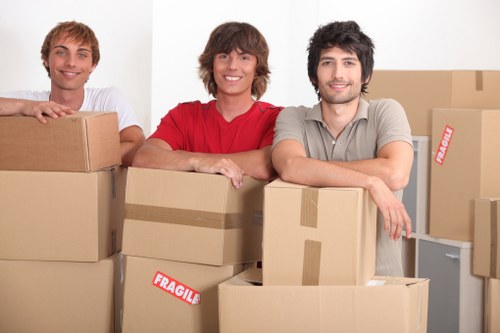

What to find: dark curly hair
left=307, top=21, right=374, bottom=100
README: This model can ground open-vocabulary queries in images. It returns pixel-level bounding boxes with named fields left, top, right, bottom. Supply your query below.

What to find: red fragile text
left=435, top=125, right=454, bottom=165
left=152, top=271, right=201, bottom=305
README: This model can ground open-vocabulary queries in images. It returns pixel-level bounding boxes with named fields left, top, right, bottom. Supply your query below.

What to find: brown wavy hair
left=198, top=22, right=270, bottom=100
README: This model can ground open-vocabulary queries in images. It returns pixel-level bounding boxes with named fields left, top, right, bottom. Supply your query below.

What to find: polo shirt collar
left=305, top=98, right=369, bottom=125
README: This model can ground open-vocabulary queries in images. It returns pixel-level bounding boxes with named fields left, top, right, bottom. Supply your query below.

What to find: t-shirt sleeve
left=272, top=107, right=306, bottom=149
left=258, top=106, right=283, bottom=148
left=102, top=87, right=141, bottom=131
left=148, top=104, right=186, bottom=150
left=375, top=99, right=413, bottom=152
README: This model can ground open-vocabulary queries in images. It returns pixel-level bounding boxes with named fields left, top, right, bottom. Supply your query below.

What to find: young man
left=271, top=21, right=414, bottom=276
left=132, top=22, right=282, bottom=188
left=0, top=21, right=145, bottom=166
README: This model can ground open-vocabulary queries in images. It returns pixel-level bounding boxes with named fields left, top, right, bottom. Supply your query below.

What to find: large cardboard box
left=121, top=255, right=242, bottom=333
left=430, top=109, right=500, bottom=241
left=0, top=111, right=121, bottom=171
left=122, top=167, right=266, bottom=265
left=368, top=70, right=500, bottom=135
left=262, top=179, right=377, bottom=286
left=473, top=198, right=500, bottom=278
left=485, top=277, right=500, bottom=333
left=0, top=167, right=126, bottom=261
left=0, top=254, right=119, bottom=333
left=218, top=268, right=429, bottom=333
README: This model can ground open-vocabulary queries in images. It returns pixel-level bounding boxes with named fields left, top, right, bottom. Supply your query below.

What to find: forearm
left=223, top=147, right=275, bottom=180
left=0, top=98, right=25, bottom=116
left=329, top=158, right=404, bottom=190
left=276, top=155, right=376, bottom=190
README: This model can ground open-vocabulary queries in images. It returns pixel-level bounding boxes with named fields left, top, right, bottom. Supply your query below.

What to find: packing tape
left=125, top=203, right=260, bottom=229
left=491, top=201, right=498, bottom=277
left=300, top=188, right=319, bottom=228
left=476, top=71, right=484, bottom=91
left=302, top=239, right=322, bottom=285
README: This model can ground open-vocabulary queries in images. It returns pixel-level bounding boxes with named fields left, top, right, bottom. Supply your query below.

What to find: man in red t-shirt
left=133, top=22, right=282, bottom=188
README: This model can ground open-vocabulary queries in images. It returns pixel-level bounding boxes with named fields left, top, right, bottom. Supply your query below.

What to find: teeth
left=225, top=76, right=240, bottom=81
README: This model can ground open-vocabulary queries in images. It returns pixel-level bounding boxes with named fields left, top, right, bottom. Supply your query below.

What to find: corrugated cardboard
left=485, top=277, right=500, bottom=333
left=121, top=255, right=242, bottom=333
left=368, top=70, right=500, bottom=135
left=0, top=167, right=126, bottom=261
left=218, top=268, right=429, bottom=333
left=262, top=179, right=377, bottom=286
left=0, top=254, right=118, bottom=333
left=0, top=111, right=121, bottom=171
left=430, top=109, right=500, bottom=241
left=122, top=167, right=266, bottom=265
left=473, top=198, right=500, bottom=278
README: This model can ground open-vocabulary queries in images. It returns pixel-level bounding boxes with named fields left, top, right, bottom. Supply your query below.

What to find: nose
left=227, top=55, right=238, bottom=70
left=64, top=53, right=76, bottom=67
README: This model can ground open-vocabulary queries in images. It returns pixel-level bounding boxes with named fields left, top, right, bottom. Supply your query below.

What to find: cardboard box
left=121, top=255, right=242, bottom=333
left=0, top=111, right=121, bottom=171
left=429, top=109, right=500, bottom=241
left=485, top=277, right=500, bottom=333
left=218, top=268, right=429, bottom=333
left=262, top=179, right=377, bottom=286
left=0, top=167, right=126, bottom=261
left=368, top=70, right=500, bottom=135
left=0, top=254, right=119, bottom=333
left=122, top=167, right=266, bottom=265
left=473, top=198, right=500, bottom=278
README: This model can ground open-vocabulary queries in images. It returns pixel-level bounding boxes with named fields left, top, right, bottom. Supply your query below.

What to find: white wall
left=2, top=0, right=499, bottom=136
left=0, top=0, right=152, bottom=134
left=151, top=0, right=500, bottom=135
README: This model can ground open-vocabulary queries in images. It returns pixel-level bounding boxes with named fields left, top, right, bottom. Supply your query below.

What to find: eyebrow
left=53, top=45, right=92, bottom=53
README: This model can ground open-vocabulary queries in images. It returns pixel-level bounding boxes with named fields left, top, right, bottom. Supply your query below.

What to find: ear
left=89, top=63, right=97, bottom=75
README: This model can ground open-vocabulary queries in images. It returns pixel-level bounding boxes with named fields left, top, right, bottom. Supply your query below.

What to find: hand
left=192, top=156, right=244, bottom=189
left=366, top=176, right=412, bottom=240
left=21, top=100, right=75, bottom=124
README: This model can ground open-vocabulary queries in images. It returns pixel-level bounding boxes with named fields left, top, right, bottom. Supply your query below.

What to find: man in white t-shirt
left=0, top=21, right=145, bottom=166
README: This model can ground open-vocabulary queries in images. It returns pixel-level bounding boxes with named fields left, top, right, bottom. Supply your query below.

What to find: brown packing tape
left=300, top=188, right=319, bottom=228
left=125, top=203, right=259, bottom=229
left=476, top=71, right=484, bottom=91
left=302, top=240, right=322, bottom=285
left=491, top=201, right=498, bottom=277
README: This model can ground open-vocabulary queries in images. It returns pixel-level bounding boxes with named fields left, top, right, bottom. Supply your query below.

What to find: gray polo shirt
left=273, top=98, right=413, bottom=276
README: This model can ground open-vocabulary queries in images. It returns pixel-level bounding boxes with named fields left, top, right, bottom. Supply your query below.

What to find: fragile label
left=152, top=271, right=201, bottom=305
left=434, top=125, right=454, bottom=165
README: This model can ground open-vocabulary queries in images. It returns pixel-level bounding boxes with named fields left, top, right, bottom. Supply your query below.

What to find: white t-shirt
left=0, top=87, right=141, bottom=131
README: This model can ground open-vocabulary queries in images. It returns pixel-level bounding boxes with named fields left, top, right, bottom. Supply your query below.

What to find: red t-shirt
left=149, top=100, right=282, bottom=153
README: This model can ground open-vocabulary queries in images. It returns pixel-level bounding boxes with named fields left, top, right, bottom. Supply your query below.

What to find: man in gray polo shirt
left=271, top=21, right=413, bottom=276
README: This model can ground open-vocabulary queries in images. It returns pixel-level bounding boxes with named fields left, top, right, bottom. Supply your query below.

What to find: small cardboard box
left=368, top=70, right=500, bottom=136
left=485, top=277, right=500, bottom=333
left=122, top=167, right=266, bottom=265
left=0, top=167, right=126, bottom=262
left=218, top=268, right=429, bottom=333
left=262, top=179, right=377, bottom=286
left=121, top=255, right=242, bottom=333
left=473, top=198, right=500, bottom=278
left=430, top=109, right=500, bottom=241
left=0, top=254, right=119, bottom=333
left=0, top=111, right=121, bottom=171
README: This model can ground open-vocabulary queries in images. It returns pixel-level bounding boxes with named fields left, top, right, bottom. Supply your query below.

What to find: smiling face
left=212, top=48, right=257, bottom=99
left=44, top=35, right=96, bottom=92
left=317, top=46, right=365, bottom=106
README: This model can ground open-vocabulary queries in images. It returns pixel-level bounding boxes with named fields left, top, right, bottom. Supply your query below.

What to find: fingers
left=24, top=101, right=74, bottom=123
left=385, top=206, right=412, bottom=240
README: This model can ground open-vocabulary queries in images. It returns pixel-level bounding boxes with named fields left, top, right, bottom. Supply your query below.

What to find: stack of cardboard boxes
left=369, top=70, right=500, bottom=333
left=120, top=167, right=267, bottom=332
left=0, top=112, right=125, bottom=333
left=218, top=180, right=430, bottom=333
